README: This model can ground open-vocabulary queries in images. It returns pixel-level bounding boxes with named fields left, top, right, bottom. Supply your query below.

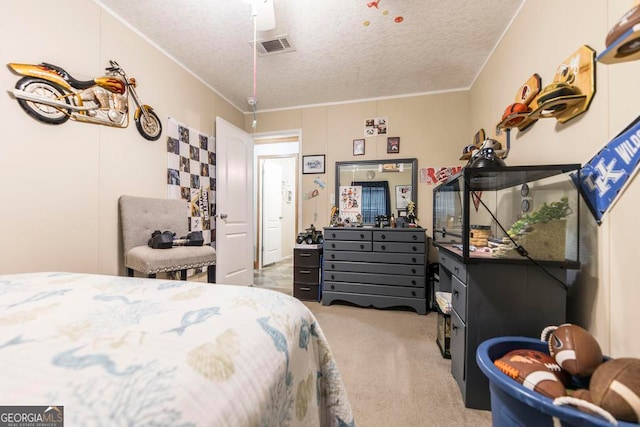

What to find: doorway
left=253, top=135, right=300, bottom=270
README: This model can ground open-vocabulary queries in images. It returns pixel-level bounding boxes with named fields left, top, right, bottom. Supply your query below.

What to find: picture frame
left=353, top=139, right=365, bottom=156
left=364, top=117, right=388, bottom=137
left=387, top=137, right=400, bottom=153
left=302, top=154, right=326, bottom=174
left=395, top=185, right=412, bottom=209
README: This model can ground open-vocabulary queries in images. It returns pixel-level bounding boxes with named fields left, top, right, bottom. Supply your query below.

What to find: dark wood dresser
left=322, top=227, right=428, bottom=314
left=293, top=245, right=322, bottom=300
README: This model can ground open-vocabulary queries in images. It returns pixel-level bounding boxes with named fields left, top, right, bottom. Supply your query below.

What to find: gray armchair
left=119, top=195, right=216, bottom=283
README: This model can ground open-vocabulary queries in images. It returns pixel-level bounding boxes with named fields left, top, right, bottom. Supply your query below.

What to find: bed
left=0, top=272, right=355, bottom=426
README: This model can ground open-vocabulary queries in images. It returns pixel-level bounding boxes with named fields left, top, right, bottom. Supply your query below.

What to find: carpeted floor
left=304, top=302, right=492, bottom=426
left=251, top=258, right=493, bottom=427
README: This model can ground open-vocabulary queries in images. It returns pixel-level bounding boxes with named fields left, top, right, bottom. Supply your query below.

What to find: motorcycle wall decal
left=7, top=60, right=162, bottom=141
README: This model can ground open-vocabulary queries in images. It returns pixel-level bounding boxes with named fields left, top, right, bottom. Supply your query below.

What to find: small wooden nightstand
left=293, top=245, right=322, bottom=301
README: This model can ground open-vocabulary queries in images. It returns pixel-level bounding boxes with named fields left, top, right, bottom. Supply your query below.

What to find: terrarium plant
left=507, top=197, right=572, bottom=237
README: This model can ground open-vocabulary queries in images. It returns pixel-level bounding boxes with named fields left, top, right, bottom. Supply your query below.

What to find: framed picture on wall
left=353, top=139, right=365, bottom=156
left=302, top=155, right=326, bottom=174
left=395, top=185, right=412, bottom=209
left=387, top=137, right=400, bottom=153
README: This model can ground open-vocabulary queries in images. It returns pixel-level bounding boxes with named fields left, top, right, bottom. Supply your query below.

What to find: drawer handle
left=360, top=233, right=365, bottom=239
left=411, top=268, right=416, bottom=274
left=331, top=243, right=336, bottom=248
left=330, top=264, right=335, bottom=269
left=300, top=270, right=311, bottom=274
left=412, top=257, right=417, bottom=263
left=411, top=291, right=416, bottom=296
left=332, top=233, right=336, bottom=238
left=299, top=253, right=311, bottom=257
left=331, top=254, right=335, bottom=259
left=331, top=285, right=335, bottom=290
left=299, top=287, right=311, bottom=291
left=360, top=244, right=364, bottom=250
left=411, top=280, right=416, bottom=285
left=331, top=275, right=335, bottom=280
left=412, top=246, right=417, bottom=251
left=381, top=234, right=386, bottom=239
left=381, top=245, right=386, bottom=250
left=412, top=235, right=417, bottom=240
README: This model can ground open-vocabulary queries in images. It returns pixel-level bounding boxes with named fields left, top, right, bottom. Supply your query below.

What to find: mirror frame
left=335, top=158, right=418, bottom=221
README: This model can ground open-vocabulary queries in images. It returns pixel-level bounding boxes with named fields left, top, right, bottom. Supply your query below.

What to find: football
left=546, top=323, right=603, bottom=377
left=571, top=388, right=591, bottom=401
left=494, top=349, right=567, bottom=399
left=588, top=358, right=640, bottom=423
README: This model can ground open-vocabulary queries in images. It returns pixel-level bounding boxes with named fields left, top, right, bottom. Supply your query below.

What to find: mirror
left=335, top=158, right=417, bottom=225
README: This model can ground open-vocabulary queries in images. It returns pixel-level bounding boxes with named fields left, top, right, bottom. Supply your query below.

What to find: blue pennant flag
left=574, top=116, right=640, bottom=225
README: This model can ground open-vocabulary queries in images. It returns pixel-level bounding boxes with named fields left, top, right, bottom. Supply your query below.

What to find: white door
left=215, top=117, right=253, bottom=285
left=262, top=159, right=283, bottom=266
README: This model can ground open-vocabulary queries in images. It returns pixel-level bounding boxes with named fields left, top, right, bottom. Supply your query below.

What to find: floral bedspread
left=0, top=272, right=355, bottom=426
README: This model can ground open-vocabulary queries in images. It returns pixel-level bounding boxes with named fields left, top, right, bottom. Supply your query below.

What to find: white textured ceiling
left=96, top=0, right=524, bottom=113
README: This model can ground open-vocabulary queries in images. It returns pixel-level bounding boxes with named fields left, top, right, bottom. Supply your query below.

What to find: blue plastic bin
left=476, top=336, right=639, bottom=427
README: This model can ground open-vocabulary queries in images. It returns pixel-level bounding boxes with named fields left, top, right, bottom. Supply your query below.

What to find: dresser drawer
left=324, top=229, right=372, bottom=241
left=323, top=270, right=424, bottom=288
left=439, top=251, right=467, bottom=280
left=324, top=281, right=425, bottom=299
left=324, top=261, right=425, bottom=276
left=294, top=266, right=321, bottom=284
left=294, top=248, right=321, bottom=267
left=373, top=230, right=426, bottom=243
left=373, top=241, right=424, bottom=254
left=451, top=275, right=467, bottom=323
left=324, top=240, right=372, bottom=251
left=293, top=283, right=319, bottom=301
left=324, top=250, right=425, bottom=265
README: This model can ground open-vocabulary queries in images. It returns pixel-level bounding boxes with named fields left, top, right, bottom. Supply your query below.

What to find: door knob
left=220, top=213, right=228, bottom=220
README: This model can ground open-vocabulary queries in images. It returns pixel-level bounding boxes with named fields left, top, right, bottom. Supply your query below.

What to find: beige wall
left=470, top=0, right=639, bottom=357
left=250, top=92, right=470, bottom=249
left=2, top=0, right=637, bottom=358
left=250, top=1, right=640, bottom=357
left=0, top=0, right=243, bottom=275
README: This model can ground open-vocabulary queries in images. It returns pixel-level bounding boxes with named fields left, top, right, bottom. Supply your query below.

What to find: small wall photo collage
left=354, top=117, right=401, bottom=156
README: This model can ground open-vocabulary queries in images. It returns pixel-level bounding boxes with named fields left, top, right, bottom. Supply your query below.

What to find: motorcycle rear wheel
left=15, top=77, right=70, bottom=125
left=135, top=107, right=162, bottom=141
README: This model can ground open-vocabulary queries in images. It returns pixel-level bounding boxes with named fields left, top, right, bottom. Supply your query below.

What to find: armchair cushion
left=126, top=245, right=216, bottom=275
left=119, top=195, right=216, bottom=279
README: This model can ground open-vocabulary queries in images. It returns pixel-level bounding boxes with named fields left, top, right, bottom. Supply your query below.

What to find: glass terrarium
left=432, top=164, right=581, bottom=266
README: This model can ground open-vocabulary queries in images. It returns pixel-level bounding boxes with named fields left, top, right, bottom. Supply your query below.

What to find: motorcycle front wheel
left=15, top=77, right=70, bottom=125
left=135, top=107, right=162, bottom=141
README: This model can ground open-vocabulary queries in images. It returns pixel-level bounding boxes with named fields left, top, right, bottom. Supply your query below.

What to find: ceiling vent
left=250, top=34, right=296, bottom=56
